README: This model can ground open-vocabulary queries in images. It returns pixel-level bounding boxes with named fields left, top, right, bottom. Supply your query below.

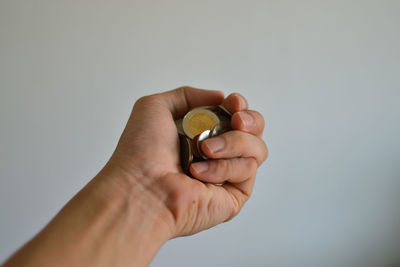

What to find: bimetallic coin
left=182, top=108, right=220, bottom=139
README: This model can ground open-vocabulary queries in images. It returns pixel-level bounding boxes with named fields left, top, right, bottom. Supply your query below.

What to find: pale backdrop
left=1, top=1, right=399, bottom=266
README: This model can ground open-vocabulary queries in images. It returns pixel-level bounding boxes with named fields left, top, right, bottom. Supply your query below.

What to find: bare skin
left=2, top=86, right=268, bottom=267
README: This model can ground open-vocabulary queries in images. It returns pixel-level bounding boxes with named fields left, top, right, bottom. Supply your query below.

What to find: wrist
left=100, top=159, right=176, bottom=228
left=92, top=162, right=176, bottom=264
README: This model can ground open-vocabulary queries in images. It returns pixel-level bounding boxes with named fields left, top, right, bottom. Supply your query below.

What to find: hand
left=108, top=86, right=268, bottom=237
left=3, top=86, right=268, bottom=267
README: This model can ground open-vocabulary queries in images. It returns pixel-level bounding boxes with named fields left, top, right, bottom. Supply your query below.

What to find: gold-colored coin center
left=188, top=113, right=216, bottom=137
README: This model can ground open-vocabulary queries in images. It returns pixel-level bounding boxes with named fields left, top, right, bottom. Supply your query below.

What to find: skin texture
left=2, top=86, right=268, bottom=267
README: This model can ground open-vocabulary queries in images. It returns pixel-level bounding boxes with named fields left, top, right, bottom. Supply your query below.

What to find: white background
left=1, top=1, right=399, bottom=266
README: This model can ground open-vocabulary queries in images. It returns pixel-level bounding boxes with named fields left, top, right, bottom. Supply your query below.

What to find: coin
left=182, top=108, right=220, bottom=139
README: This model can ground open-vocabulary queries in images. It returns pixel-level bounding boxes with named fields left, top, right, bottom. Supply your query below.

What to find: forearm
left=3, top=165, right=174, bottom=267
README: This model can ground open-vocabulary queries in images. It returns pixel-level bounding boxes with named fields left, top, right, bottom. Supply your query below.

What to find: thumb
left=157, top=86, right=225, bottom=118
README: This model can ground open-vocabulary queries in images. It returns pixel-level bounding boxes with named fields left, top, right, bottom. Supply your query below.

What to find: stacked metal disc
left=175, top=105, right=232, bottom=175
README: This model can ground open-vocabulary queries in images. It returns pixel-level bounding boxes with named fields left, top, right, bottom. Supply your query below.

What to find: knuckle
left=176, top=85, right=191, bottom=91
left=250, top=110, right=265, bottom=131
left=225, top=200, right=243, bottom=223
left=250, top=159, right=258, bottom=177
left=261, top=141, right=269, bottom=162
left=225, top=131, right=243, bottom=155
left=252, top=139, right=268, bottom=166
left=224, top=130, right=251, bottom=157
left=219, top=133, right=231, bottom=152
left=255, top=111, right=266, bottom=128
left=135, top=94, right=160, bottom=106
left=172, top=86, right=190, bottom=111
left=233, top=196, right=246, bottom=215
left=248, top=158, right=258, bottom=172
left=134, top=95, right=149, bottom=105
left=173, top=86, right=186, bottom=96
left=231, top=130, right=246, bottom=145
left=242, top=158, right=257, bottom=178
left=216, top=159, right=230, bottom=175
left=174, top=86, right=192, bottom=100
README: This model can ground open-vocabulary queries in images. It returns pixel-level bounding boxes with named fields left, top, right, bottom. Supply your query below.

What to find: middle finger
left=201, top=130, right=268, bottom=166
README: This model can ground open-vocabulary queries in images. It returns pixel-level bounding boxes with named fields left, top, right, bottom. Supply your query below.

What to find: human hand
left=107, top=86, right=268, bottom=237
left=2, top=86, right=268, bottom=267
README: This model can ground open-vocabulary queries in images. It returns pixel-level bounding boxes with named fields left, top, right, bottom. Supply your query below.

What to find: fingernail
left=237, top=94, right=248, bottom=110
left=191, top=162, right=209, bottom=173
left=204, top=137, right=225, bottom=153
left=238, top=111, right=254, bottom=128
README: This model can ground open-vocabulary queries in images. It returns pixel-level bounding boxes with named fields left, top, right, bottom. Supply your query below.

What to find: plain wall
left=1, top=1, right=399, bottom=266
